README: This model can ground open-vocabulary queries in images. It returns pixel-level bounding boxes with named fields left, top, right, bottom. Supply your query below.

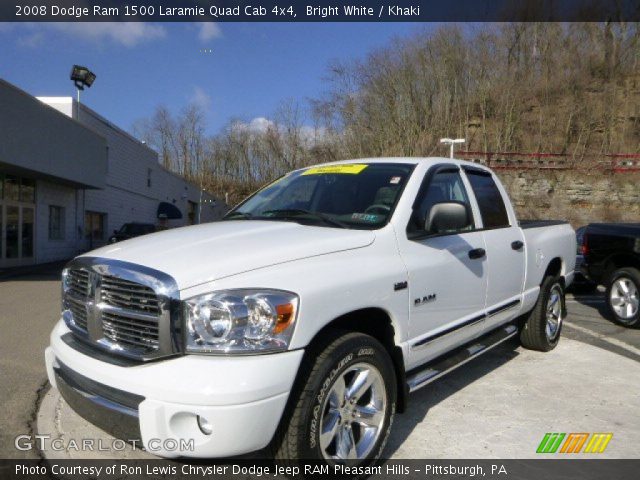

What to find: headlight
left=184, top=289, right=298, bottom=354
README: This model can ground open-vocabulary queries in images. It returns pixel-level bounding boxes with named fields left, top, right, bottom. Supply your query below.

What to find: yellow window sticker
left=302, top=164, right=368, bottom=175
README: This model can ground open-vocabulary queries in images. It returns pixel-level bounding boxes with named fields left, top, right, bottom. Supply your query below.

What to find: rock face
left=496, top=170, right=640, bottom=226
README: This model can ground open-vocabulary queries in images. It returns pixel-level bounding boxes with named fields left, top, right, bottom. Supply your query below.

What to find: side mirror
left=425, top=202, right=471, bottom=234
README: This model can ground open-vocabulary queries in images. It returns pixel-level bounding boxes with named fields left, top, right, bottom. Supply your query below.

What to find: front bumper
left=45, top=320, right=304, bottom=458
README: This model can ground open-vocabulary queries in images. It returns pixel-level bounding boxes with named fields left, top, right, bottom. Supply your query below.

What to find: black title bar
left=3, top=459, right=640, bottom=480
left=3, top=0, right=640, bottom=22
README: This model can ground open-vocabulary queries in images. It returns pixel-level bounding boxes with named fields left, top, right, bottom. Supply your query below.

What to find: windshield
left=225, top=163, right=414, bottom=229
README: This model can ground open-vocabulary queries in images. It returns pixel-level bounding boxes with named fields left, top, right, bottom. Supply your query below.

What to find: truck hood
left=84, top=220, right=375, bottom=290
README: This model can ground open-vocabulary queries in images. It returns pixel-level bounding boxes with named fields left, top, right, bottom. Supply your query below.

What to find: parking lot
left=1, top=265, right=639, bottom=460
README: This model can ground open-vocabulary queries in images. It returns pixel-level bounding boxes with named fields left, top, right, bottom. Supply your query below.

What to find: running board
left=406, top=324, right=518, bottom=393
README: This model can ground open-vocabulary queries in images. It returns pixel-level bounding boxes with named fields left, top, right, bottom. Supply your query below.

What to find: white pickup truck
left=45, top=158, right=576, bottom=465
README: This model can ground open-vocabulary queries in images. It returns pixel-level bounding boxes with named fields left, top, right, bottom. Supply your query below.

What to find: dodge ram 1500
left=45, top=158, right=576, bottom=465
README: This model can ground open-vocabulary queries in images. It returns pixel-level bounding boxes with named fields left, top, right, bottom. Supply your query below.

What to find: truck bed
left=586, top=223, right=640, bottom=237
left=521, top=221, right=577, bottom=293
left=519, top=220, right=569, bottom=229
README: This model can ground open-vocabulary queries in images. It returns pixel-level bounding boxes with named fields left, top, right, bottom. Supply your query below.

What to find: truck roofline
left=292, top=157, right=491, bottom=172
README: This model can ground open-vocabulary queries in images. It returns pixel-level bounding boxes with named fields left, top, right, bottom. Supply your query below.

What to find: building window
left=22, top=208, right=34, bottom=257
left=0, top=175, right=36, bottom=203
left=84, top=211, right=106, bottom=241
left=49, top=206, right=65, bottom=240
left=147, top=168, right=152, bottom=188
left=20, top=178, right=36, bottom=203
left=4, top=175, right=20, bottom=201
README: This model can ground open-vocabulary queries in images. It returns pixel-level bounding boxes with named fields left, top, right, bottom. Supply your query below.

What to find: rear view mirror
left=425, top=202, right=471, bottom=234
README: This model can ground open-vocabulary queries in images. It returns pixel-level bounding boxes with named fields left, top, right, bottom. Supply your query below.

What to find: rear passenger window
left=465, top=170, right=510, bottom=229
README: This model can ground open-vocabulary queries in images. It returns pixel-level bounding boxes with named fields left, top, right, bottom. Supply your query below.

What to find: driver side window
left=408, top=169, right=473, bottom=235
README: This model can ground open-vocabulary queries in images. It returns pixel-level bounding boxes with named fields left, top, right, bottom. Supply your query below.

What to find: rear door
left=463, top=167, right=526, bottom=329
left=397, top=164, right=488, bottom=368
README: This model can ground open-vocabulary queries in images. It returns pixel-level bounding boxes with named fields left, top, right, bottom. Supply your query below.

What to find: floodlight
left=70, top=65, right=96, bottom=91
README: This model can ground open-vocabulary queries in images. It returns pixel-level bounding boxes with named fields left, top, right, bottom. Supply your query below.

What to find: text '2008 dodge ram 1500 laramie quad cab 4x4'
left=45, top=158, right=576, bottom=465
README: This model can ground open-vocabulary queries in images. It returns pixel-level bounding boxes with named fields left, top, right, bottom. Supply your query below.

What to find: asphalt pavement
left=0, top=263, right=64, bottom=459
left=1, top=266, right=639, bottom=460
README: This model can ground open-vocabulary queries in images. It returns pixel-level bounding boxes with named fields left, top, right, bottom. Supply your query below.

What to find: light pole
left=440, top=138, right=465, bottom=159
left=70, top=65, right=96, bottom=105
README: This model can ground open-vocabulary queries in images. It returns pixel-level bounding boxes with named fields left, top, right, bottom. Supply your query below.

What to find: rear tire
left=605, top=267, right=640, bottom=328
left=520, top=275, right=565, bottom=352
left=271, top=331, right=396, bottom=467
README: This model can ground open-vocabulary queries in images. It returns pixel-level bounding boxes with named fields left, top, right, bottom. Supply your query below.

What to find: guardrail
left=607, top=154, right=640, bottom=172
left=455, top=151, right=640, bottom=173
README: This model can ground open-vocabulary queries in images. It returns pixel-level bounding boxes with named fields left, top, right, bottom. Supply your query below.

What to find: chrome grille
left=101, top=275, right=160, bottom=315
left=68, top=269, right=90, bottom=298
left=62, top=258, right=177, bottom=360
left=99, top=275, right=160, bottom=353
left=102, top=311, right=159, bottom=350
left=66, top=269, right=90, bottom=331
left=67, top=296, right=88, bottom=330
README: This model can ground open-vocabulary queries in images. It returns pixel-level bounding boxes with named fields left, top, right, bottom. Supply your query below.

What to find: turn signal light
left=275, top=303, right=295, bottom=333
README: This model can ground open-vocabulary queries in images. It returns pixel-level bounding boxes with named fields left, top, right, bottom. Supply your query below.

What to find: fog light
left=197, top=415, right=213, bottom=435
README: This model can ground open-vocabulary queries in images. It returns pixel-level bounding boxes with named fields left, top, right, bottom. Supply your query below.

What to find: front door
left=0, top=175, right=36, bottom=268
left=397, top=165, right=488, bottom=369
left=0, top=203, right=35, bottom=268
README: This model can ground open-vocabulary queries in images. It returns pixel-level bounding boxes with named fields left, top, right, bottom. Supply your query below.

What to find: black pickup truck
left=581, top=223, right=640, bottom=327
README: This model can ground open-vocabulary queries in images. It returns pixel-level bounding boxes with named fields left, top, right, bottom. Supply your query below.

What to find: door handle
left=468, top=248, right=486, bottom=260
left=511, top=240, right=524, bottom=250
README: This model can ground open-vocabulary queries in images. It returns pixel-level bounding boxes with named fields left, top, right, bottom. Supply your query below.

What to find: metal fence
left=456, top=151, right=640, bottom=173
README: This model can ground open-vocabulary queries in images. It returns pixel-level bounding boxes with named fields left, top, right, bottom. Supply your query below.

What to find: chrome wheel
left=319, top=363, right=387, bottom=461
left=545, top=284, right=564, bottom=341
left=610, top=277, right=640, bottom=323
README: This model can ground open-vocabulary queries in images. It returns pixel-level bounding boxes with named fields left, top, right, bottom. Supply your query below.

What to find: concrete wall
left=496, top=170, right=640, bottom=227
left=0, top=81, right=106, bottom=188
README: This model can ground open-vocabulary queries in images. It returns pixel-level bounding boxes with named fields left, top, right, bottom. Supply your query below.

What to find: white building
left=0, top=79, right=226, bottom=268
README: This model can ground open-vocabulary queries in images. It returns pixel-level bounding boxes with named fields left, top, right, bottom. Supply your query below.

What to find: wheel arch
left=543, top=257, right=564, bottom=285
left=304, top=307, right=408, bottom=413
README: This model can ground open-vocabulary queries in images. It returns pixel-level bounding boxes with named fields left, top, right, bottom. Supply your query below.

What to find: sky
left=0, top=22, right=427, bottom=135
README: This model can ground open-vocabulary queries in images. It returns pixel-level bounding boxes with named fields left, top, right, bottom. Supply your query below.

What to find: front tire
left=272, top=331, right=396, bottom=466
left=520, top=275, right=565, bottom=351
left=606, top=267, right=640, bottom=327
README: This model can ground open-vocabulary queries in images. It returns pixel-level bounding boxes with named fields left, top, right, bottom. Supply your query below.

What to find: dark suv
left=581, top=223, right=640, bottom=327
left=108, top=223, right=156, bottom=244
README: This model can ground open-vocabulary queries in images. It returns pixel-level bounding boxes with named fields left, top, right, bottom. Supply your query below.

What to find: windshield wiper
left=223, top=211, right=254, bottom=220
left=260, top=209, right=349, bottom=229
